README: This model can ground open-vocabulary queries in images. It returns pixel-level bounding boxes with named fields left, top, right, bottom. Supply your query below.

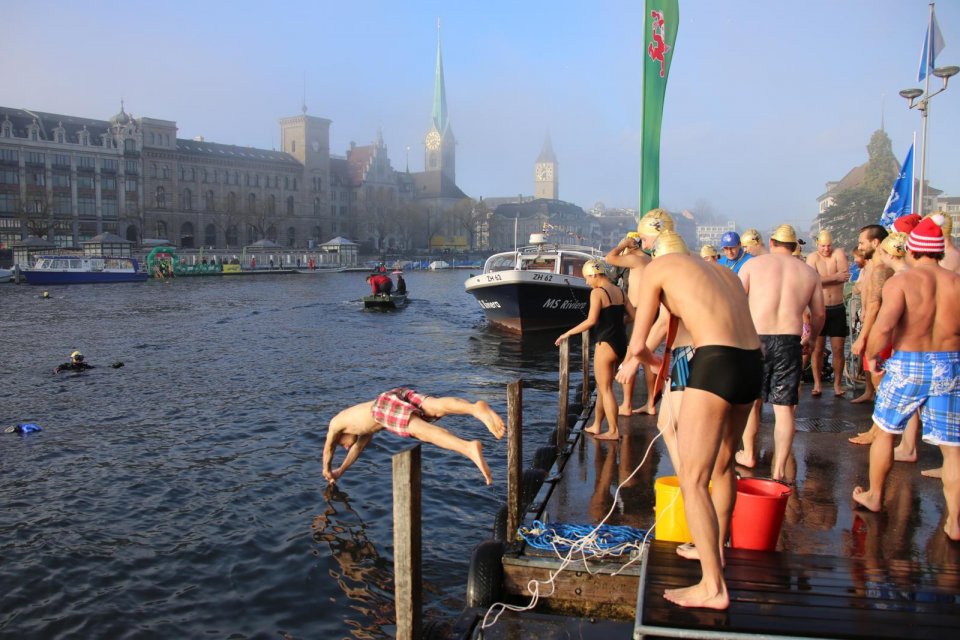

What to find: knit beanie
left=906, top=214, right=945, bottom=253
left=893, top=213, right=921, bottom=234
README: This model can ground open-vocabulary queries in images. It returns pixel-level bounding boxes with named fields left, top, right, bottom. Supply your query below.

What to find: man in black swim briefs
left=616, top=238, right=762, bottom=611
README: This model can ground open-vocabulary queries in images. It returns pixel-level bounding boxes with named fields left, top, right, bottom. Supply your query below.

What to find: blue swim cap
left=720, top=231, right=741, bottom=248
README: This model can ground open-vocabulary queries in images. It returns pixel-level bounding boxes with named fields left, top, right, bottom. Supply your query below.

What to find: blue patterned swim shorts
left=873, top=351, right=960, bottom=446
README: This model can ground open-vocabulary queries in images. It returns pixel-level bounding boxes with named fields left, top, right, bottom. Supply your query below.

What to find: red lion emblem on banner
left=647, top=10, right=670, bottom=78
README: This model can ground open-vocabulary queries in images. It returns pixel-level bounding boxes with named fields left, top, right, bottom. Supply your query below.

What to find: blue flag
left=880, top=143, right=914, bottom=228
left=918, top=8, right=945, bottom=82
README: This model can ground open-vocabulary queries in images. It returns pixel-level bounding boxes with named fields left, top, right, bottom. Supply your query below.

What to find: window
left=204, top=190, right=215, bottom=212
left=292, top=178, right=297, bottom=190
left=78, top=197, right=96, bottom=218
left=183, top=188, right=193, bottom=211
left=266, top=194, right=275, bottom=214
left=101, top=158, right=118, bottom=172
left=330, top=205, right=336, bottom=218
left=0, top=121, right=12, bottom=138
left=150, top=163, right=158, bottom=178
left=226, top=192, right=237, bottom=213
left=286, top=195, right=294, bottom=215
left=53, top=194, right=71, bottom=215
left=26, top=152, right=45, bottom=166
left=53, top=154, right=70, bottom=168
left=287, top=226, right=296, bottom=248
left=102, top=199, right=118, bottom=220
left=161, top=165, right=169, bottom=179
left=125, top=160, right=138, bottom=174
left=77, top=156, right=95, bottom=169
left=124, top=139, right=135, bottom=152
left=156, top=186, right=166, bottom=208
left=125, top=178, right=138, bottom=192
left=0, top=149, right=17, bottom=163
left=202, top=168, right=208, bottom=183
left=205, top=224, right=217, bottom=247
left=55, top=130, right=65, bottom=143
left=226, top=224, right=238, bottom=246
left=0, top=169, right=18, bottom=185
left=292, top=140, right=296, bottom=153
left=0, top=193, right=19, bottom=213
left=52, top=173, right=70, bottom=187
left=247, top=193, right=256, bottom=213
left=314, top=197, right=321, bottom=215
left=77, top=175, right=95, bottom=190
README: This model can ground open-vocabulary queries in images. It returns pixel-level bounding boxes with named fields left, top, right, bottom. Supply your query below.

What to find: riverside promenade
left=452, top=385, right=960, bottom=639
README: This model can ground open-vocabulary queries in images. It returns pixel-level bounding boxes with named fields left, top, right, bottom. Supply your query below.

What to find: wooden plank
left=558, top=338, right=570, bottom=443
left=392, top=445, right=422, bottom=640
left=581, top=329, right=591, bottom=408
left=506, top=380, right=523, bottom=542
left=503, top=563, right=638, bottom=619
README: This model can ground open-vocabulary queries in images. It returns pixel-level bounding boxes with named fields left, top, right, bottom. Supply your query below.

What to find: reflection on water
left=0, top=271, right=570, bottom=638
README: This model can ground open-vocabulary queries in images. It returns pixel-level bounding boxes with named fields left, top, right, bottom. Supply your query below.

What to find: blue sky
left=4, top=0, right=958, bottom=232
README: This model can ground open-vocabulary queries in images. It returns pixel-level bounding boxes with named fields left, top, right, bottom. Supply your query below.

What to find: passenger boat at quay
left=23, top=256, right=148, bottom=285
left=464, top=233, right=603, bottom=333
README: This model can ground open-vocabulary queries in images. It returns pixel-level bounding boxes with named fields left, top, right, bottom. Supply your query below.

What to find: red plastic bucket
left=730, top=478, right=792, bottom=551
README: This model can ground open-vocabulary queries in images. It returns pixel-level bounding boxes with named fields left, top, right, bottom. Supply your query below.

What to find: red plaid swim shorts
left=371, top=388, right=434, bottom=437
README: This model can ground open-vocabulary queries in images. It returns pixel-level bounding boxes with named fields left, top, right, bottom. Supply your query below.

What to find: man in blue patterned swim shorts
left=851, top=216, right=960, bottom=541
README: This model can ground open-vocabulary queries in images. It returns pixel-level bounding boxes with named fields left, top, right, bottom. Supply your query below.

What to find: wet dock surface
left=458, top=385, right=960, bottom=639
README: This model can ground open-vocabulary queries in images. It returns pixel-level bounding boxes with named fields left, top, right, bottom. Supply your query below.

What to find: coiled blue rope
left=519, top=520, right=647, bottom=556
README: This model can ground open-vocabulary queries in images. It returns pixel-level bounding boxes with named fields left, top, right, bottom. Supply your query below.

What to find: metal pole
left=917, top=2, right=935, bottom=215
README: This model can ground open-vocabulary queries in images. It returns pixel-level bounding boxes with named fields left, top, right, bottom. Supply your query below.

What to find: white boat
left=0, top=268, right=13, bottom=282
left=464, top=233, right=604, bottom=333
left=429, top=260, right=451, bottom=270
left=23, top=256, right=148, bottom=285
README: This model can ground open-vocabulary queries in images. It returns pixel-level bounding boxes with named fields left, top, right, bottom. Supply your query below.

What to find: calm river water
left=0, top=270, right=578, bottom=639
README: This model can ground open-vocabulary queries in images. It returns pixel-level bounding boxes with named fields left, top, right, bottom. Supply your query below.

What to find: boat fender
left=465, top=539, right=504, bottom=608
left=5, top=423, right=43, bottom=434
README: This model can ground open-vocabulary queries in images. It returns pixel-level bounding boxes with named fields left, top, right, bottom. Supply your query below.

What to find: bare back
left=740, top=253, right=822, bottom=335
left=942, top=242, right=960, bottom=273
left=644, top=254, right=759, bottom=350
left=807, top=249, right=848, bottom=305
left=625, top=252, right=651, bottom=307
left=883, top=264, right=960, bottom=353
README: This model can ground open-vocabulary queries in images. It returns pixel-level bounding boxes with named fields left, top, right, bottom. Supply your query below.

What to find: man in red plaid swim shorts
left=323, top=388, right=505, bottom=485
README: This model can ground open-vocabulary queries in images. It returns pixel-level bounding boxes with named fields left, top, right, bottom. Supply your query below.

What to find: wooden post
left=581, top=328, right=591, bottom=408
left=558, top=338, right=570, bottom=446
left=506, top=380, right=523, bottom=543
left=393, top=445, right=422, bottom=640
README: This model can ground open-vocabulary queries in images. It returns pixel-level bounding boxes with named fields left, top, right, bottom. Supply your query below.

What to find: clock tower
left=534, top=134, right=558, bottom=200
left=424, top=21, right=455, bottom=182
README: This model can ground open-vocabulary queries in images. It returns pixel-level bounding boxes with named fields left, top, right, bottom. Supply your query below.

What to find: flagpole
left=911, top=131, right=917, bottom=213
left=917, top=2, right=934, bottom=216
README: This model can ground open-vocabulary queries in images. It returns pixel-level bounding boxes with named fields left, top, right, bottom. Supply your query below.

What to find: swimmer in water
left=322, top=389, right=505, bottom=485
left=53, top=351, right=94, bottom=374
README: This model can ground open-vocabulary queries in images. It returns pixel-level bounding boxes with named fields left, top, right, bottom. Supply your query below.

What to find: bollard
left=393, top=445, right=422, bottom=640
left=506, top=380, right=523, bottom=543
left=558, top=339, right=570, bottom=445
left=581, top=329, right=591, bottom=408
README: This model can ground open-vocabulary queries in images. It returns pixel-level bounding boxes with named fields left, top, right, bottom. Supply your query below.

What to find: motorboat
left=23, top=256, right=148, bottom=285
left=464, top=233, right=604, bottom=333
left=0, top=268, right=12, bottom=283
left=363, top=292, right=408, bottom=310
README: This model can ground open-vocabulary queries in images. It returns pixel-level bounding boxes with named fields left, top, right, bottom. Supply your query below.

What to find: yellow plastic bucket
left=654, top=476, right=692, bottom=543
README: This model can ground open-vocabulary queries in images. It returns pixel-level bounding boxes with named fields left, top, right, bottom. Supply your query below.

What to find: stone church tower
left=534, top=134, right=558, bottom=200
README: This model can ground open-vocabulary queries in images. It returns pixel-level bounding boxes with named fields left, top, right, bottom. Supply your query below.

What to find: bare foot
left=945, top=521, right=960, bottom=542
left=618, top=403, right=632, bottom=416
left=922, top=467, right=943, bottom=479
left=676, top=543, right=726, bottom=566
left=594, top=431, right=620, bottom=440
left=584, top=424, right=602, bottom=435
left=893, top=446, right=917, bottom=463
left=848, top=431, right=876, bottom=445
left=466, top=440, right=493, bottom=485
left=633, top=404, right=656, bottom=416
left=834, top=388, right=846, bottom=398
left=734, top=450, right=755, bottom=469
left=851, top=486, right=881, bottom=512
left=475, top=401, right=505, bottom=439
left=811, top=387, right=822, bottom=397
left=663, top=582, right=729, bottom=610
left=850, top=393, right=875, bottom=405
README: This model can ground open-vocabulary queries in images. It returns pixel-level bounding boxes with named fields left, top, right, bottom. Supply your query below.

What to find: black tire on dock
left=521, top=468, right=547, bottom=507
left=569, top=402, right=583, bottom=415
left=532, top=446, right=556, bottom=472
left=492, top=503, right=508, bottom=542
left=466, top=540, right=504, bottom=609
left=421, top=619, right=447, bottom=640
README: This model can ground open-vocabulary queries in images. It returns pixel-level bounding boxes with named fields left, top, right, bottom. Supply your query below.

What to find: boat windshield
left=559, top=255, right=587, bottom=278
left=485, top=254, right=519, bottom=273
left=520, top=256, right=557, bottom=273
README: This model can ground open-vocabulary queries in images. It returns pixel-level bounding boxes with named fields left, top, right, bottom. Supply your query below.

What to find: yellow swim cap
left=926, top=212, right=953, bottom=237
left=70, top=350, right=83, bottom=359
left=771, top=224, right=798, bottom=243
left=816, top=229, right=833, bottom=245
left=581, top=259, right=607, bottom=278
left=637, top=209, right=675, bottom=236
left=880, top=231, right=908, bottom=258
left=741, top=229, right=762, bottom=247
left=652, top=231, right=689, bottom=258
left=700, top=244, right=719, bottom=258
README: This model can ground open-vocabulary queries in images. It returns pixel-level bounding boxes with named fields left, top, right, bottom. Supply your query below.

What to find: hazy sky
left=5, top=0, right=959, bottom=231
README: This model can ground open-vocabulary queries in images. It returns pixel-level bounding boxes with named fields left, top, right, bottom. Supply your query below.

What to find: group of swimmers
left=321, top=208, right=959, bottom=611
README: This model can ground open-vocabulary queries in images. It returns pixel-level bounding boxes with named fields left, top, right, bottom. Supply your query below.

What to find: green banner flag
left=640, top=0, right=679, bottom=216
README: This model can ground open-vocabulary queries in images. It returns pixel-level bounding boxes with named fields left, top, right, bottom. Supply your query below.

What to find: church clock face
left=536, top=163, right=553, bottom=180
left=425, top=131, right=441, bottom=150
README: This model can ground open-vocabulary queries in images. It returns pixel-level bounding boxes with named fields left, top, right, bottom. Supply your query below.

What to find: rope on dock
left=519, top=521, right=646, bottom=557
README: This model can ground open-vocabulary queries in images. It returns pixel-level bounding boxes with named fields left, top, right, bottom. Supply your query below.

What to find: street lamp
left=899, top=64, right=959, bottom=215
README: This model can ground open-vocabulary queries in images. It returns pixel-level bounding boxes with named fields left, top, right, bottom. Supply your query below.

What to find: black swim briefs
left=760, top=334, right=803, bottom=406
left=822, top=303, right=848, bottom=337
left=686, top=345, right=763, bottom=405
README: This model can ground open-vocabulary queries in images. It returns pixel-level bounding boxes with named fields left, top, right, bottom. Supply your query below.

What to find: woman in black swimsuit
left=556, top=259, right=635, bottom=440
